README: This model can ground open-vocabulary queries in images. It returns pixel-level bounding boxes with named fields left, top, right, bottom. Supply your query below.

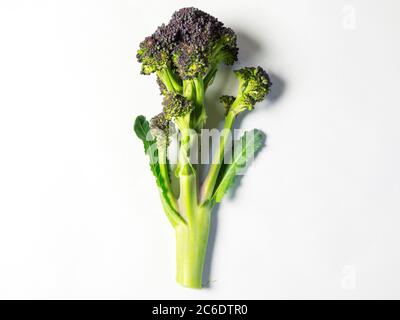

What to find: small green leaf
left=134, top=115, right=180, bottom=224
left=133, top=115, right=162, bottom=183
left=134, top=115, right=153, bottom=153
left=212, top=129, right=265, bottom=203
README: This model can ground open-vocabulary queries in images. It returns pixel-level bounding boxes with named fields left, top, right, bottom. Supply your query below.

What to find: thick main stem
left=176, top=125, right=211, bottom=288
left=174, top=76, right=210, bottom=288
left=175, top=206, right=211, bottom=288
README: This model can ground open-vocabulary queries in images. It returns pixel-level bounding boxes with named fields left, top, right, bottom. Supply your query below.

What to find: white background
left=0, top=0, right=399, bottom=299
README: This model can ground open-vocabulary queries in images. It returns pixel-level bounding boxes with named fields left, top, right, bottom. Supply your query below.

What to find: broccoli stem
left=177, top=79, right=200, bottom=223
left=179, top=166, right=197, bottom=223
left=178, top=129, right=197, bottom=222
left=160, top=196, right=185, bottom=227
left=158, top=146, right=179, bottom=213
left=175, top=205, right=211, bottom=288
left=173, top=83, right=210, bottom=287
left=157, top=68, right=182, bottom=93
left=183, top=77, right=206, bottom=130
left=193, top=77, right=206, bottom=128
left=203, top=65, right=218, bottom=90
left=175, top=129, right=211, bottom=288
left=201, top=110, right=236, bottom=202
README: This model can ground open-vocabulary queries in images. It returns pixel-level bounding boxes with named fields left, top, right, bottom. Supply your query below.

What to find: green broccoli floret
left=137, top=36, right=169, bottom=75
left=137, top=7, right=238, bottom=80
left=162, top=92, right=194, bottom=132
left=156, top=75, right=168, bottom=96
left=229, top=66, right=272, bottom=114
left=219, top=95, right=236, bottom=114
left=150, top=112, right=170, bottom=148
left=137, top=34, right=182, bottom=93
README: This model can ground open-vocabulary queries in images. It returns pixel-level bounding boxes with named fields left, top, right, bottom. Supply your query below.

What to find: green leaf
left=133, top=115, right=162, bottom=183
left=134, top=115, right=182, bottom=225
left=134, top=115, right=162, bottom=183
left=134, top=115, right=153, bottom=153
left=212, top=129, right=265, bottom=203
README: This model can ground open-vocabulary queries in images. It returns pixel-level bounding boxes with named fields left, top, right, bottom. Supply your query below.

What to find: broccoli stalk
left=201, top=67, right=271, bottom=201
left=134, top=7, right=271, bottom=288
left=157, top=68, right=183, bottom=93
